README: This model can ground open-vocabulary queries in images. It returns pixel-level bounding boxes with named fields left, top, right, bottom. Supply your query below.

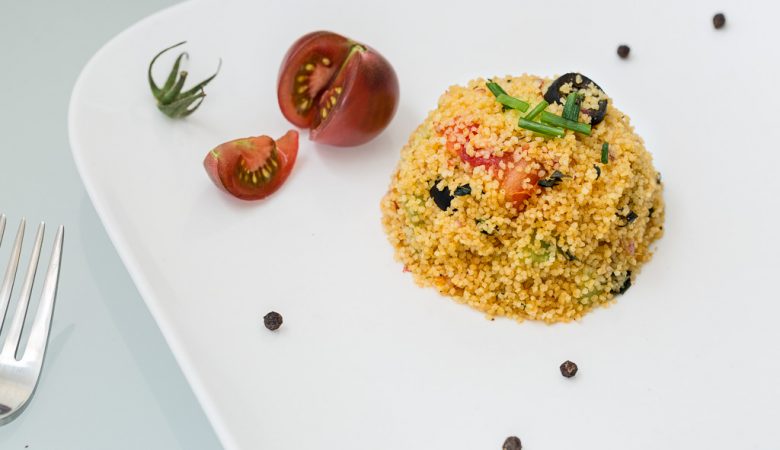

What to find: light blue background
left=0, top=1, right=221, bottom=448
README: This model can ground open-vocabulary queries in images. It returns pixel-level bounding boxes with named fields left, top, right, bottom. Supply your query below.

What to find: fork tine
left=1, top=222, right=45, bottom=358
left=0, top=218, right=25, bottom=335
left=23, top=225, right=63, bottom=364
left=0, top=214, right=6, bottom=244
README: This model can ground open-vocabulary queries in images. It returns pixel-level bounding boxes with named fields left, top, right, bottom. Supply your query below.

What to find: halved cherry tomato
left=204, top=130, right=298, bottom=200
left=277, top=31, right=399, bottom=147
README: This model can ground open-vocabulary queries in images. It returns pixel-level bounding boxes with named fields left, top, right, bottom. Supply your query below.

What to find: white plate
left=69, top=0, right=780, bottom=448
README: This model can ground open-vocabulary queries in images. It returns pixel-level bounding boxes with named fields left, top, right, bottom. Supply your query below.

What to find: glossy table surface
left=0, top=0, right=221, bottom=448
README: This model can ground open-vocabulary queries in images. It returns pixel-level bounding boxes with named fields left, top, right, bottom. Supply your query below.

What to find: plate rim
left=67, top=1, right=236, bottom=448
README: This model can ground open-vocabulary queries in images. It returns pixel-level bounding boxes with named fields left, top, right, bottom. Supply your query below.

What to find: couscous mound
left=380, top=74, right=664, bottom=323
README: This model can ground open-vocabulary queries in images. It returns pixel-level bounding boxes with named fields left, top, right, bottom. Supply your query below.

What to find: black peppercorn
left=263, top=311, right=283, bottom=331
left=617, top=44, right=630, bottom=59
left=503, top=436, right=522, bottom=450
left=560, top=360, right=578, bottom=378
left=713, top=13, right=726, bottom=29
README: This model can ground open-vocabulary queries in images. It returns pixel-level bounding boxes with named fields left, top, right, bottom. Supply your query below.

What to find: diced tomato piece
left=437, top=119, right=540, bottom=210
left=500, top=158, right=540, bottom=207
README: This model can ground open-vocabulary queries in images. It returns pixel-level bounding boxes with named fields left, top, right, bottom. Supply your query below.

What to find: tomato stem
left=148, top=41, right=220, bottom=118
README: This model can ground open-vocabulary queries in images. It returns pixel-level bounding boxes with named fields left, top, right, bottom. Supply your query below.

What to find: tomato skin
left=309, top=48, right=399, bottom=146
left=277, top=31, right=399, bottom=147
left=204, top=130, right=299, bottom=201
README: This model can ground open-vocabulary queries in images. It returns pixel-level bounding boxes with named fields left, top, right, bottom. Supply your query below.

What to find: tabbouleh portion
left=380, top=74, right=664, bottom=323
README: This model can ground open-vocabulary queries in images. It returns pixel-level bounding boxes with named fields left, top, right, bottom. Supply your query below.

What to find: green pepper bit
left=601, top=142, right=609, bottom=163
left=562, top=92, right=581, bottom=121
left=518, top=118, right=565, bottom=138
left=525, top=100, right=549, bottom=120
left=485, top=80, right=508, bottom=97
left=539, top=111, right=592, bottom=135
left=496, top=93, right=529, bottom=112
left=148, top=41, right=221, bottom=118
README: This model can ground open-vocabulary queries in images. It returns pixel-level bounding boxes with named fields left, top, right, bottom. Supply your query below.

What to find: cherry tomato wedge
left=204, top=130, right=298, bottom=200
left=277, top=31, right=399, bottom=147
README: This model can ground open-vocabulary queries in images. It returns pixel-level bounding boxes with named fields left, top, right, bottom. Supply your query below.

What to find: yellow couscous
left=380, top=73, right=664, bottom=323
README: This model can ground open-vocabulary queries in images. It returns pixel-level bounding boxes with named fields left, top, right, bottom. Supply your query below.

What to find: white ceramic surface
left=69, top=0, right=780, bottom=448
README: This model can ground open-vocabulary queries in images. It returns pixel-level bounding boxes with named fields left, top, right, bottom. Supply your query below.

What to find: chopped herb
left=563, top=249, right=577, bottom=261
left=713, top=12, right=726, bottom=29
left=617, top=210, right=638, bottom=227
left=486, top=80, right=508, bottom=97
left=518, top=118, right=564, bottom=137
left=496, top=93, right=529, bottom=112
left=538, top=170, right=566, bottom=188
left=560, top=360, right=578, bottom=378
left=263, top=311, right=283, bottom=331
left=562, top=92, right=580, bottom=121
left=503, top=436, right=523, bottom=450
left=594, top=164, right=601, bottom=179
left=601, top=142, right=609, bottom=164
left=540, top=111, right=592, bottom=135
left=617, top=44, right=631, bottom=59
left=475, top=218, right=494, bottom=235
left=429, top=181, right=453, bottom=211
left=525, top=100, right=549, bottom=120
left=612, top=271, right=632, bottom=295
left=453, top=184, right=472, bottom=196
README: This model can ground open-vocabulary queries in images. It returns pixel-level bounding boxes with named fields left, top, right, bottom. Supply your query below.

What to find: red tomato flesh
left=439, top=120, right=540, bottom=210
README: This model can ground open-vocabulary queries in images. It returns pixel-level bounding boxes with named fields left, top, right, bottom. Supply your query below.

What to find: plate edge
left=67, top=1, right=238, bottom=449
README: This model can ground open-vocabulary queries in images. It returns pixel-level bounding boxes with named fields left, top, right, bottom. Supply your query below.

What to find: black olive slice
left=429, top=181, right=453, bottom=211
left=544, top=73, right=609, bottom=125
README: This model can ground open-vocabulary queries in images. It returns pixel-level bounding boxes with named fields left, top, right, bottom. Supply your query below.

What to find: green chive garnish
left=496, top=93, right=529, bottom=112
left=518, top=118, right=565, bottom=137
left=539, top=111, right=592, bottom=135
left=562, top=92, right=580, bottom=121
left=525, top=100, right=549, bottom=120
left=601, top=143, right=609, bottom=163
left=486, top=81, right=508, bottom=97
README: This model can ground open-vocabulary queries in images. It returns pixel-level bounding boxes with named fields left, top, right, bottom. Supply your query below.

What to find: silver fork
left=0, top=215, right=64, bottom=425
